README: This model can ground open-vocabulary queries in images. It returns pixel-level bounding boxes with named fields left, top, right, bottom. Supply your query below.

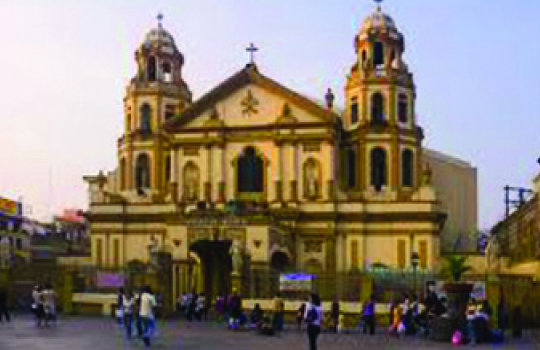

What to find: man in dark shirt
left=0, top=287, right=11, bottom=323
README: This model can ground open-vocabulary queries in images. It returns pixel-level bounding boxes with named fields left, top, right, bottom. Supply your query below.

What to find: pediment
left=164, top=64, right=337, bottom=131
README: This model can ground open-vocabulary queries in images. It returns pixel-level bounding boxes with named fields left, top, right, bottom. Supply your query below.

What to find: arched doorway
left=271, top=251, right=290, bottom=273
left=189, top=240, right=232, bottom=299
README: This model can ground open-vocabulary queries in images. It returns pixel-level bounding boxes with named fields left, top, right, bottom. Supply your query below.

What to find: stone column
left=323, top=141, right=335, bottom=200
left=170, top=148, right=179, bottom=203
left=204, top=145, right=212, bottom=202
left=216, top=145, right=225, bottom=203
left=272, top=142, right=283, bottom=202
left=287, top=143, right=298, bottom=202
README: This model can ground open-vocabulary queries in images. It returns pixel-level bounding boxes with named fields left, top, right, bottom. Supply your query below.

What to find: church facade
left=84, top=4, right=477, bottom=296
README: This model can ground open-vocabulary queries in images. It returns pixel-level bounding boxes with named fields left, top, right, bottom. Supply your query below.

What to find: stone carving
left=304, top=159, right=320, bottom=199
left=304, top=240, right=323, bottom=253
left=241, top=89, right=259, bottom=117
left=230, top=239, right=244, bottom=274
left=485, top=236, right=500, bottom=272
left=183, top=162, right=200, bottom=201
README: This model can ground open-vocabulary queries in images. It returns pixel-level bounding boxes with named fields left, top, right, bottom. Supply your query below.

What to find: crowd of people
left=0, top=280, right=513, bottom=350
left=115, top=285, right=158, bottom=348
left=31, top=283, right=57, bottom=327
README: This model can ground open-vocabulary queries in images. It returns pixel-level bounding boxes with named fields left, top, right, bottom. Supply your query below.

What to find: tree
left=441, top=255, right=472, bottom=282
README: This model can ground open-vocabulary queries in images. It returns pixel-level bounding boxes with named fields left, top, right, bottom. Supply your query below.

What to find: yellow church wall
left=166, top=225, right=189, bottom=261
left=247, top=226, right=269, bottom=262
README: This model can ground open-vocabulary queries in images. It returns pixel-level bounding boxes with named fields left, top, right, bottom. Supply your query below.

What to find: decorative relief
left=184, top=147, right=199, bottom=156
left=253, top=240, right=262, bottom=249
left=188, top=228, right=212, bottom=242
left=303, top=143, right=321, bottom=153
left=223, top=228, right=246, bottom=244
left=304, top=240, right=323, bottom=253
left=241, top=89, right=259, bottom=117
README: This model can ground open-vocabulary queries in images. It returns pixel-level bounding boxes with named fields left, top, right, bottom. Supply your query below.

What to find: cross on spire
left=374, top=0, right=383, bottom=10
left=157, top=13, right=164, bottom=28
left=246, top=43, right=258, bottom=65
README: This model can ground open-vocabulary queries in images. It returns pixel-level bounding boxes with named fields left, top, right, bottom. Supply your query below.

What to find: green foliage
left=441, top=255, right=472, bottom=282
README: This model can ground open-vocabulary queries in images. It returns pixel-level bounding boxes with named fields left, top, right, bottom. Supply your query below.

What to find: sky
left=0, top=0, right=539, bottom=229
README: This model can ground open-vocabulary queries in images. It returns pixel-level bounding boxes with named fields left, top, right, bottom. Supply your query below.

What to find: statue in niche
left=304, top=159, right=319, bottom=199
left=229, top=240, right=243, bottom=275
left=184, top=163, right=199, bottom=201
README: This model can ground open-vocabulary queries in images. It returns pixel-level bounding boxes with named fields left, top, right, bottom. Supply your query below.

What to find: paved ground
left=0, top=316, right=538, bottom=350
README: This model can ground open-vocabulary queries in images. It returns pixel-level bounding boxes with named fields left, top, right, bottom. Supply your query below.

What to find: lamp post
left=410, top=252, right=419, bottom=296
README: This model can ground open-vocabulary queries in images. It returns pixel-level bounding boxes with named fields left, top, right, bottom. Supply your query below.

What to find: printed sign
left=0, top=197, right=19, bottom=216
left=96, top=272, right=125, bottom=288
left=279, top=273, right=313, bottom=292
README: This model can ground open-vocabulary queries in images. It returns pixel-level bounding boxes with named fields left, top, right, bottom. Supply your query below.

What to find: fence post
left=62, top=270, right=74, bottom=315
left=360, top=274, right=373, bottom=302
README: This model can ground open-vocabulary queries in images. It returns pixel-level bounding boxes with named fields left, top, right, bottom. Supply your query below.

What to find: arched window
left=371, top=93, right=385, bottom=122
left=390, top=50, right=396, bottom=66
left=147, top=56, right=157, bottom=81
left=373, top=41, right=385, bottom=66
left=140, top=104, right=151, bottom=132
left=135, top=153, right=150, bottom=189
left=347, top=149, right=357, bottom=188
left=120, top=158, right=126, bottom=190
left=126, top=114, right=131, bottom=132
left=402, top=149, right=414, bottom=187
left=237, top=147, right=264, bottom=193
left=162, top=62, right=172, bottom=82
left=370, top=147, right=387, bottom=192
left=350, top=97, right=359, bottom=124
left=398, top=94, right=408, bottom=123
left=164, top=155, right=171, bottom=185
left=362, top=50, right=367, bottom=66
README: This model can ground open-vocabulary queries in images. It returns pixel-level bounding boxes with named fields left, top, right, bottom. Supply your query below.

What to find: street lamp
left=410, top=252, right=419, bottom=296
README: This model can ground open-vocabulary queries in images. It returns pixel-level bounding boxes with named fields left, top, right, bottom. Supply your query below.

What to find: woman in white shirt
left=304, top=293, right=323, bottom=350
left=123, top=291, right=134, bottom=339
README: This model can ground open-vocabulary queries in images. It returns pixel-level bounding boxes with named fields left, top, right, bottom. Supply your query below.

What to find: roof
left=424, top=148, right=475, bottom=169
left=164, top=64, right=339, bottom=131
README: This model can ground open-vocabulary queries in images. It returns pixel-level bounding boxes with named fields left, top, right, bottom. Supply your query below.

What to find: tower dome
left=360, top=5, right=397, bottom=34
left=142, top=13, right=177, bottom=52
left=144, top=25, right=176, bottom=49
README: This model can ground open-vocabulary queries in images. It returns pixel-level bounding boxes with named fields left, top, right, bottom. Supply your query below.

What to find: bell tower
left=343, top=1, right=423, bottom=199
left=118, top=14, right=192, bottom=198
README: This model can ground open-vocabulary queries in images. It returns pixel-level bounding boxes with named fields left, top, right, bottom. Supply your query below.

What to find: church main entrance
left=189, top=240, right=232, bottom=299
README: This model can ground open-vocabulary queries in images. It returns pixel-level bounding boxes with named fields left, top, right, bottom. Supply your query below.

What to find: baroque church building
left=85, top=4, right=477, bottom=296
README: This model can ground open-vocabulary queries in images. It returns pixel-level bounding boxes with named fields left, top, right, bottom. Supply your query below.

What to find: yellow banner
left=0, top=197, right=18, bottom=216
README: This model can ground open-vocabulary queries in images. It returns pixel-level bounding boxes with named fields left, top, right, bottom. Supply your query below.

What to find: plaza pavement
left=0, top=315, right=538, bottom=350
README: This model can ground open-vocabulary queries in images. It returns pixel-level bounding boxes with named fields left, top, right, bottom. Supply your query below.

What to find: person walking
left=116, top=287, right=125, bottom=326
left=272, top=293, right=284, bottom=331
left=330, top=298, right=340, bottom=333
left=304, top=293, right=323, bottom=350
left=134, top=287, right=144, bottom=338
left=123, top=290, right=135, bottom=339
left=139, top=285, right=157, bottom=348
left=362, top=294, right=376, bottom=335
left=32, top=285, right=45, bottom=327
left=43, top=283, right=57, bottom=327
left=0, top=286, right=11, bottom=323
left=297, top=302, right=306, bottom=331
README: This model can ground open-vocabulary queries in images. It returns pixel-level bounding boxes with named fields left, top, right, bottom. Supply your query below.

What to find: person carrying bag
left=304, top=293, right=323, bottom=350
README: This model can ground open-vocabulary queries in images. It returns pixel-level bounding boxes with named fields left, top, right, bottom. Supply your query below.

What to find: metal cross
left=157, top=13, right=164, bottom=28
left=246, top=43, right=258, bottom=65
